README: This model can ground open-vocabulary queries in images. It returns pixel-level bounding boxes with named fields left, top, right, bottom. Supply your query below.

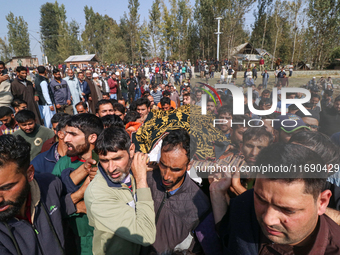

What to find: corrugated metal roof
left=64, top=54, right=97, bottom=62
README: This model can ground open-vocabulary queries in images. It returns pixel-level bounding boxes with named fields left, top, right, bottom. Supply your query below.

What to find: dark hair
left=135, top=97, right=151, bottom=108
left=118, top=97, right=126, bottom=103
left=95, top=99, right=113, bottom=113
left=195, top=90, right=202, bottom=95
left=101, top=115, right=124, bottom=129
left=288, top=104, right=299, bottom=111
left=259, top=98, right=272, bottom=107
left=0, top=61, right=5, bottom=68
left=124, top=111, right=140, bottom=125
left=324, top=90, right=333, bottom=97
left=102, top=92, right=110, bottom=97
left=289, top=130, right=340, bottom=165
left=243, top=126, right=273, bottom=144
left=129, top=101, right=137, bottom=111
left=95, top=127, right=131, bottom=156
left=0, top=106, right=14, bottom=118
left=262, top=89, right=270, bottom=95
left=53, top=68, right=60, bottom=74
left=311, top=94, right=321, bottom=100
left=160, top=97, right=171, bottom=107
left=11, top=99, right=27, bottom=109
left=110, top=99, right=118, bottom=105
left=217, top=105, right=233, bottom=117
left=113, top=103, right=126, bottom=114
left=56, top=114, right=72, bottom=132
left=162, top=128, right=194, bottom=163
left=15, top=110, right=35, bottom=123
left=16, top=66, right=26, bottom=73
left=0, top=135, right=30, bottom=174
left=75, top=101, right=88, bottom=109
left=66, top=113, right=103, bottom=138
left=37, top=66, right=46, bottom=74
left=51, top=112, right=69, bottom=125
left=163, top=90, right=171, bottom=97
left=231, top=115, right=251, bottom=130
left=256, top=143, right=326, bottom=200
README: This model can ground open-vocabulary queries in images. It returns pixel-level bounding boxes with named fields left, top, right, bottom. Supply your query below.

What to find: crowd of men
left=0, top=58, right=340, bottom=255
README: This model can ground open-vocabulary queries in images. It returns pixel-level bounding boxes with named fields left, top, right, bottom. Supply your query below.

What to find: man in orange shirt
left=157, top=90, right=176, bottom=109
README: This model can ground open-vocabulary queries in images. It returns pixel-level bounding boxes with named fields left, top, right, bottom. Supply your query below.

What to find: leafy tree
left=0, top=37, right=13, bottom=62
left=6, top=12, right=30, bottom=57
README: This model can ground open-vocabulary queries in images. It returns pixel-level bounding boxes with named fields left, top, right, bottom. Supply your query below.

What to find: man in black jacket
left=0, top=135, right=76, bottom=255
left=319, top=95, right=340, bottom=137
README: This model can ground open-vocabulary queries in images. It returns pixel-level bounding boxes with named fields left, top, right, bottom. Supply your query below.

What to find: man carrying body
left=0, top=135, right=76, bottom=255
left=35, top=66, right=55, bottom=128
left=143, top=129, right=221, bottom=254
left=52, top=113, right=104, bottom=254
left=210, top=143, right=340, bottom=254
left=50, top=69, right=73, bottom=115
left=84, top=127, right=156, bottom=255
left=13, top=110, right=55, bottom=161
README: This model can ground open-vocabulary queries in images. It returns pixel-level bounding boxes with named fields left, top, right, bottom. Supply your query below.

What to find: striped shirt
left=151, top=90, right=163, bottom=104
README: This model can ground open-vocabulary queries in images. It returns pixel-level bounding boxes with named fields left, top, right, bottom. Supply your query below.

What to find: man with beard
left=11, top=66, right=43, bottom=124
left=216, top=105, right=233, bottom=139
left=13, top=110, right=55, bottom=161
left=0, top=106, right=19, bottom=135
left=0, top=135, right=77, bottom=255
left=52, top=113, right=103, bottom=255
left=64, top=69, right=84, bottom=114
left=143, top=129, right=221, bottom=255
left=84, top=127, right=156, bottom=255
left=210, top=143, right=340, bottom=254
left=49, top=69, right=73, bottom=115
left=85, top=70, right=99, bottom=114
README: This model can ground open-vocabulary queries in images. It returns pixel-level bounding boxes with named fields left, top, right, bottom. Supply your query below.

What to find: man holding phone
left=0, top=61, right=13, bottom=107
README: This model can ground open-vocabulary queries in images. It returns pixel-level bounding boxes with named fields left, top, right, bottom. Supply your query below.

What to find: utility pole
left=215, top=17, right=223, bottom=61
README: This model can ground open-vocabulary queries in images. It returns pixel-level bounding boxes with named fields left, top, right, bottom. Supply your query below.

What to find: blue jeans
left=135, top=88, right=141, bottom=100
left=110, top=94, right=117, bottom=100
left=122, top=92, right=128, bottom=101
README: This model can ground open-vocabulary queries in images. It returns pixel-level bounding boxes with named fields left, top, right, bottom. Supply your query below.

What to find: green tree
left=0, top=37, right=13, bottom=62
left=6, top=12, right=30, bottom=57
left=127, top=0, right=141, bottom=63
left=148, top=0, right=162, bottom=58
left=40, top=1, right=66, bottom=64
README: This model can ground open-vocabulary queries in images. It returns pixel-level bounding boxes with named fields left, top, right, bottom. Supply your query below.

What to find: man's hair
left=311, top=94, right=321, bottom=100
left=135, top=97, right=151, bottom=108
left=195, top=90, right=202, bottom=95
left=217, top=105, right=233, bottom=117
left=75, top=101, right=88, bottom=109
left=95, top=127, right=131, bottom=156
left=95, top=99, right=113, bottom=113
left=231, top=115, right=251, bottom=130
left=259, top=98, right=272, bottom=107
left=243, top=126, right=273, bottom=145
left=262, top=89, right=270, bottom=95
left=66, top=113, right=103, bottom=138
left=101, top=115, right=124, bottom=129
left=53, top=68, right=60, bottom=74
left=289, top=130, right=340, bottom=165
left=15, top=110, right=35, bottom=123
left=160, top=97, right=171, bottom=107
left=113, top=103, right=126, bottom=114
left=11, top=99, right=27, bottom=109
left=16, top=66, right=27, bottom=73
left=0, top=61, right=5, bottom=68
left=324, top=90, right=333, bottom=97
left=37, top=66, right=46, bottom=74
left=256, top=143, right=326, bottom=200
left=123, top=111, right=140, bottom=125
left=162, top=128, right=195, bottom=163
left=118, top=97, right=126, bottom=103
left=102, top=92, right=110, bottom=97
left=163, top=90, right=171, bottom=97
left=0, top=135, right=30, bottom=174
left=56, top=114, right=72, bottom=133
left=207, top=98, right=214, bottom=104
left=0, top=106, right=13, bottom=119
left=51, top=112, right=69, bottom=125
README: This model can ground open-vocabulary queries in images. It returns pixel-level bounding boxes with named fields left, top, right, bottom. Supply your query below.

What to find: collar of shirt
left=71, top=156, right=86, bottom=163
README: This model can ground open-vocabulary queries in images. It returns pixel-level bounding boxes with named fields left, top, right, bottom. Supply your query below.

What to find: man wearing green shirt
left=52, top=113, right=104, bottom=255
left=120, top=72, right=128, bottom=102
left=13, top=110, right=54, bottom=161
